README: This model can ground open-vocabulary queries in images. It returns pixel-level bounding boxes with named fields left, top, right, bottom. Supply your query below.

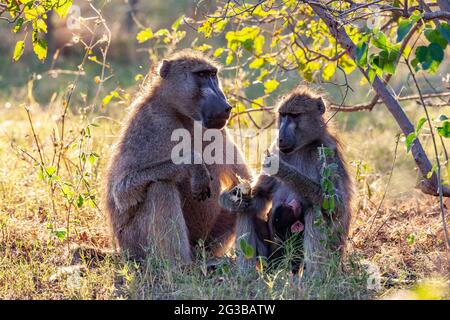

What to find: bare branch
left=328, top=92, right=450, bottom=111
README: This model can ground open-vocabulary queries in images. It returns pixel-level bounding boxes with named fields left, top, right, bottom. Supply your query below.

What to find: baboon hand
left=191, top=165, right=212, bottom=201
left=261, top=152, right=280, bottom=176
left=219, top=186, right=251, bottom=213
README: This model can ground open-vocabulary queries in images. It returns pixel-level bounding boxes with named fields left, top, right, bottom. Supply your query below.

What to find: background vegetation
left=0, top=0, right=448, bottom=299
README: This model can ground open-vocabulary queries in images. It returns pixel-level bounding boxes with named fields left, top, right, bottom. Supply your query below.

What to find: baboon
left=268, top=200, right=305, bottom=272
left=220, top=87, right=352, bottom=278
left=104, top=50, right=250, bottom=263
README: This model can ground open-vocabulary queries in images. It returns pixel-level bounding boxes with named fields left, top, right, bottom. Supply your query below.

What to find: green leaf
left=61, top=184, right=74, bottom=200
left=32, top=19, right=48, bottom=33
left=195, top=44, right=212, bottom=51
left=45, top=166, right=57, bottom=177
left=437, top=23, right=450, bottom=43
left=171, top=15, right=184, bottom=31
left=322, top=63, right=336, bottom=81
left=225, top=51, right=234, bottom=65
left=213, top=47, right=224, bottom=57
left=54, top=0, right=72, bottom=18
left=263, top=79, right=279, bottom=94
left=428, top=43, right=444, bottom=62
left=339, top=54, right=356, bottom=74
left=76, top=194, right=84, bottom=208
left=372, top=32, right=387, bottom=50
left=198, top=20, right=213, bottom=38
left=13, top=40, right=25, bottom=62
left=356, top=41, right=368, bottom=66
left=415, top=44, right=443, bottom=72
left=257, top=69, right=268, bottom=81
left=88, top=198, right=96, bottom=209
left=251, top=97, right=264, bottom=109
left=415, top=46, right=428, bottom=62
left=406, top=233, right=415, bottom=245
left=33, top=38, right=47, bottom=62
left=13, top=17, right=24, bottom=33
left=367, top=67, right=377, bottom=83
left=397, top=19, right=413, bottom=42
left=136, top=28, right=154, bottom=43
left=239, top=238, right=254, bottom=259
left=437, top=121, right=450, bottom=138
left=405, top=132, right=416, bottom=153
left=249, top=57, right=265, bottom=69
left=416, top=117, right=426, bottom=134
left=322, top=197, right=330, bottom=210
left=425, top=29, right=448, bottom=49
left=53, top=229, right=67, bottom=240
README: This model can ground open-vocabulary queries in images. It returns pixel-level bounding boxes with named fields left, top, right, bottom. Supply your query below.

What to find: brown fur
left=104, top=50, right=250, bottom=263
left=220, top=86, right=352, bottom=277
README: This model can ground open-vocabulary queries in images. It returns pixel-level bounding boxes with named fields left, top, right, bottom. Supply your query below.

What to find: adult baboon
left=104, top=50, right=250, bottom=263
left=220, top=87, right=352, bottom=277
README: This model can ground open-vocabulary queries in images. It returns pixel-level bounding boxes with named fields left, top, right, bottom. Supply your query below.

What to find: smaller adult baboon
left=220, top=87, right=352, bottom=278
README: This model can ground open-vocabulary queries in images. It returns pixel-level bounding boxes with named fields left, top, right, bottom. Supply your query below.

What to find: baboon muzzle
left=201, top=79, right=232, bottom=129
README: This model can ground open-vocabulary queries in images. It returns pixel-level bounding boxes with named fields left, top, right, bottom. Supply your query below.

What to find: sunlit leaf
left=13, top=40, right=25, bottom=62
left=437, top=121, right=450, bottom=138
left=263, top=79, right=279, bottom=94
left=33, top=38, right=47, bottom=62
left=213, top=47, right=224, bottom=57
left=397, top=18, right=414, bottom=42
left=249, top=57, right=264, bottom=69
left=171, top=15, right=184, bottom=31
left=405, top=132, right=416, bottom=152
left=136, top=28, right=154, bottom=43
left=239, top=238, right=254, bottom=259
left=356, top=40, right=368, bottom=66
left=416, top=117, right=427, bottom=134
left=322, top=63, right=336, bottom=81
left=53, top=0, right=72, bottom=18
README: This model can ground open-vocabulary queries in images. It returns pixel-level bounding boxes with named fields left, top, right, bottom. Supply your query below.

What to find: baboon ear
left=317, top=97, right=326, bottom=114
left=159, top=60, right=171, bottom=79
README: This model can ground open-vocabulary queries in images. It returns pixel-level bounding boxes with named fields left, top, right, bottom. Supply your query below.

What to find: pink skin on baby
left=287, top=199, right=304, bottom=233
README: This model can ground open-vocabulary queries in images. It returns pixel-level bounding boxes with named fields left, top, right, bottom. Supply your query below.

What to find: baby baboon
left=268, top=199, right=305, bottom=271
left=220, top=87, right=352, bottom=278
left=104, top=50, right=250, bottom=263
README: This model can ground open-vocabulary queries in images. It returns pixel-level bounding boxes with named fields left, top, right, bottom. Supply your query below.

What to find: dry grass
left=0, top=97, right=448, bottom=299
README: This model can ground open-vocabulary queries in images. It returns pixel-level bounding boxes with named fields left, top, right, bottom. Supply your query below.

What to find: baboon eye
left=210, top=71, right=217, bottom=77
left=196, top=71, right=208, bottom=78
left=290, top=114, right=300, bottom=119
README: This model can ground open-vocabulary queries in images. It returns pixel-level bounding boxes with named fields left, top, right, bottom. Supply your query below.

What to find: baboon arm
left=113, top=157, right=205, bottom=212
left=273, top=158, right=322, bottom=205
left=250, top=174, right=278, bottom=217
left=218, top=174, right=277, bottom=216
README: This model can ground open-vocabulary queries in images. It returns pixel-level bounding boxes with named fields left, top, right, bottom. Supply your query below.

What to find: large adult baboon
left=104, top=50, right=250, bottom=263
left=220, top=87, right=352, bottom=277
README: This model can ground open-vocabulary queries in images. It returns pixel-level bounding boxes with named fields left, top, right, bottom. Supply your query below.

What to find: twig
left=328, top=92, right=450, bottom=112
left=367, top=134, right=400, bottom=236
left=405, top=58, right=450, bottom=252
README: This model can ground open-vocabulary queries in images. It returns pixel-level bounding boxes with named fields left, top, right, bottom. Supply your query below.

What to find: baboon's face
left=194, top=68, right=232, bottom=129
left=160, top=58, right=232, bottom=129
left=277, top=97, right=325, bottom=154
